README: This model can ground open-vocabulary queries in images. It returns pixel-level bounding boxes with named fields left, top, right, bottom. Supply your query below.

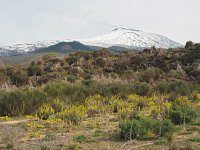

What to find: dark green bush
left=134, top=82, right=153, bottom=96
left=119, top=117, right=175, bottom=140
left=119, top=117, right=150, bottom=140
left=0, top=88, right=46, bottom=116
left=185, top=41, right=194, bottom=49
left=156, top=81, right=169, bottom=94
left=94, top=57, right=106, bottom=67
left=170, top=111, right=182, bottom=125
left=28, top=65, right=43, bottom=76
left=66, top=56, right=79, bottom=65
left=139, top=67, right=163, bottom=82
left=67, top=75, right=77, bottom=83
left=6, top=67, right=29, bottom=86
left=168, top=80, right=194, bottom=96
left=74, top=135, right=87, bottom=143
left=153, top=119, right=175, bottom=137
left=189, top=69, right=200, bottom=78
left=170, top=107, right=198, bottom=125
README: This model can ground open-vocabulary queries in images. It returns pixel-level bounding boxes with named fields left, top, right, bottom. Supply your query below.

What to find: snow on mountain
left=0, top=28, right=183, bottom=56
left=0, top=39, right=70, bottom=56
left=80, top=28, right=183, bottom=49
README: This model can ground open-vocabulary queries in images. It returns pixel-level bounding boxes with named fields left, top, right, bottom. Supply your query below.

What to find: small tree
left=149, top=95, right=172, bottom=137
left=185, top=41, right=194, bottom=49
left=175, top=96, right=192, bottom=126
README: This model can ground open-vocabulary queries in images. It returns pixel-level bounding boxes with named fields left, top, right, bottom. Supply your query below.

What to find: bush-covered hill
left=34, top=41, right=94, bottom=53
left=0, top=41, right=200, bottom=87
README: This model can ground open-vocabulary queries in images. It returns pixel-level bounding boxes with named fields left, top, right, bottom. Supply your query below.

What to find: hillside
left=35, top=41, right=93, bottom=53
left=0, top=41, right=199, bottom=89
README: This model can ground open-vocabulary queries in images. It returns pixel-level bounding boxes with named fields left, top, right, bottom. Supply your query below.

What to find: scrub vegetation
left=0, top=41, right=200, bottom=149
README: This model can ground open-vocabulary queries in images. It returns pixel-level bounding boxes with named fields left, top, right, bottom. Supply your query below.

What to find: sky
left=0, top=0, right=199, bottom=45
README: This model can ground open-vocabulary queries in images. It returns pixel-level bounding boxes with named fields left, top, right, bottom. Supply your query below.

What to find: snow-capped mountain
left=80, top=28, right=183, bottom=49
left=0, top=39, right=70, bottom=56
left=0, top=28, right=183, bottom=56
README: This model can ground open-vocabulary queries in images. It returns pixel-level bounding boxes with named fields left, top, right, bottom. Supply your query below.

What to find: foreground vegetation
left=0, top=41, right=200, bottom=149
left=0, top=94, right=200, bottom=149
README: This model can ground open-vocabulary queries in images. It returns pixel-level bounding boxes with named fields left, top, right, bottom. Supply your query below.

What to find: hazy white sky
left=0, top=0, right=199, bottom=45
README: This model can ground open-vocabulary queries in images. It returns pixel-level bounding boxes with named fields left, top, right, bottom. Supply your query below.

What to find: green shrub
left=44, top=131, right=56, bottom=141
left=6, top=67, right=29, bottom=86
left=66, top=56, right=79, bottom=65
left=156, top=81, right=169, bottom=94
left=139, top=67, right=163, bottom=82
left=42, top=53, right=57, bottom=62
left=0, top=88, right=46, bottom=116
left=170, top=107, right=198, bottom=125
left=189, top=69, right=200, bottom=78
left=67, top=75, right=77, bottom=83
left=119, top=117, right=175, bottom=140
left=185, top=41, right=194, bottom=49
left=28, top=65, right=43, bottom=76
left=134, top=82, right=153, bottom=96
left=74, top=135, right=87, bottom=143
left=168, top=80, right=193, bottom=96
left=169, top=69, right=186, bottom=79
left=170, top=111, right=182, bottom=125
left=0, top=68, right=8, bottom=85
left=153, top=119, right=175, bottom=137
left=119, top=117, right=155, bottom=140
left=94, top=57, right=106, bottom=67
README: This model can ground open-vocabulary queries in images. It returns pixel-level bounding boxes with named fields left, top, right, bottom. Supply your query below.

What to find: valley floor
left=1, top=115, right=200, bottom=150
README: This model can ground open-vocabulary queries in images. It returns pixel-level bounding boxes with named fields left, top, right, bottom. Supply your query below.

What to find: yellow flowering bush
left=85, top=95, right=107, bottom=117
left=43, top=118, right=63, bottom=125
left=25, top=115, right=37, bottom=119
left=37, top=103, right=55, bottom=120
left=197, top=102, right=200, bottom=107
left=0, top=116, right=11, bottom=121
left=52, top=98, right=66, bottom=113
left=175, top=96, right=192, bottom=107
left=118, top=103, right=135, bottom=119
left=24, top=122, right=45, bottom=130
left=127, top=94, right=152, bottom=111
left=146, top=95, right=172, bottom=119
left=34, top=93, right=199, bottom=128
left=57, top=105, right=86, bottom=125
left=108, top=96, right=123, bottom=113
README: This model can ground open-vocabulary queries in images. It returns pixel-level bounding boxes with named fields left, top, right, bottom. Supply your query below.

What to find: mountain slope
left=35, top=41, right=93, bottom=53
left=0, top=40, right=70, bottom=56
left=80, top=28, right=183, bottom=49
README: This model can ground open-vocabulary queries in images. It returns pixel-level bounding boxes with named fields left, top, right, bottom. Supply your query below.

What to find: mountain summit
left=80, top=28, right=182, bottom=49
left=0, top=28, right=183, bottom=56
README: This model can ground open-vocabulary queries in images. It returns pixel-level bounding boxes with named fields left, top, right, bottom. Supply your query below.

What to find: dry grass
left=0, top=115, right=200, bottom=150
left=92, top=74, right=134, bottom=86
left=0, top=125, right=25, bottom=149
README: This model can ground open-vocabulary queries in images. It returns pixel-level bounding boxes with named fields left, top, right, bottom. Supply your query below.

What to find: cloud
left=0, top=0, right=199, bottom=45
